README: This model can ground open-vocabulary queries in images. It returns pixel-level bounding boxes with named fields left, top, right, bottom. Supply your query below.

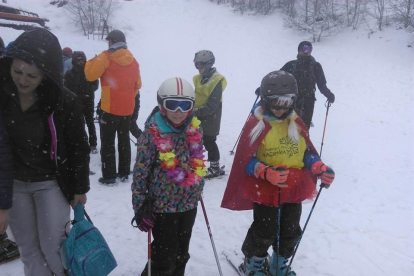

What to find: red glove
left=311, top=161, right=335, bottom=188
left=254, top=164, right=289, bottom=188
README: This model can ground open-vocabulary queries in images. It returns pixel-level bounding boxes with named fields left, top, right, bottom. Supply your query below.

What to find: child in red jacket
left=221, top=71, right=335, bottom=276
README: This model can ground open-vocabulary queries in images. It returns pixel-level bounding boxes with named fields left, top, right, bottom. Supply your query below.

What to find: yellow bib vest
left=193, top=71, right=227, bottom=108
left=256, top=120, right=306, bottom=169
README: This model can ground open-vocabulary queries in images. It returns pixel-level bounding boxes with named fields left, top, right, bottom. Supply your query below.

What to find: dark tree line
left=209, top=0, right=413, bottom=41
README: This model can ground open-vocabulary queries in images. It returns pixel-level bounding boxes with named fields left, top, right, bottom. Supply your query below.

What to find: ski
left=222, top=251, right=244, bottom=276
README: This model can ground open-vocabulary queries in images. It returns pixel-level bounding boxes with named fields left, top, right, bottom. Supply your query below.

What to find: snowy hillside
left=1, top=0, right=414, bottom=275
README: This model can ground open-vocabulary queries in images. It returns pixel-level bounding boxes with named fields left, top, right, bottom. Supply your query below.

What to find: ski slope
left=1, top=0, right=414, bottom=275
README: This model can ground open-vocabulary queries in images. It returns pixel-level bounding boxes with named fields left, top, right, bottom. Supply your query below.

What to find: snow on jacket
left=193, top=68, right=227, bottom=136
left=132, top=109, right=205, bottom=213
left=221, top=102, right=320, bottom=210
left=0, top=28, right=90, bottom=202
left=0, top=112, right=13, bottom=210
left=85, top=43, right=141, bottom=116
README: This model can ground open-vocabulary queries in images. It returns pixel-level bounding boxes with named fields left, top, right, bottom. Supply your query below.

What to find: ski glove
left=254, top=163, right=289, bottom=188
left=132, top=198, right=156, bottom=232
left=311, top=161, right=335, bottom=188
left=134, top=212, right=155, bottom=232
left=326, top=91, right=335, bottom=104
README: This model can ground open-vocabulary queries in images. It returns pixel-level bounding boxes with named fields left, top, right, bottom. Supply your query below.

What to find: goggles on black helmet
left=300, top=44, right=313, bottom=53
left=163, top=98, right=194, bottom=112
left=264, top=94, right=296, bottom=110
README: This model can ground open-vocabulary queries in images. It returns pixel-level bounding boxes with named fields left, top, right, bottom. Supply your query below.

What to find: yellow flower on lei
left=159, top=151, right=176, bottom=162
left=194, top=167, right=207, bottom=177
left=190, top=117, right=201, bottom=129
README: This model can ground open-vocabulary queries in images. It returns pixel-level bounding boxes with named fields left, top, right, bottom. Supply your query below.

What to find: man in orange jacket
left=85, top=30, right=142, bottom=185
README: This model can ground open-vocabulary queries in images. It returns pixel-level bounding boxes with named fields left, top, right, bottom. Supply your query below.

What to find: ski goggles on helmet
left=163, top=99, right=194, bottom=112
left=264, top=94, right=295, bottom=110
left=195, top=61, right=207, bottom=69
left=300, top=45, right=313, bottom=53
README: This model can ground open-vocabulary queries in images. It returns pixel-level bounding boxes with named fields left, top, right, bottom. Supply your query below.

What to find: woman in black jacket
left=0, top=28, right=90, bottom=276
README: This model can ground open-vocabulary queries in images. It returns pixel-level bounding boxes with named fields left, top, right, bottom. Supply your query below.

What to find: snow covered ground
left=1, top=0, right=414, bottom=275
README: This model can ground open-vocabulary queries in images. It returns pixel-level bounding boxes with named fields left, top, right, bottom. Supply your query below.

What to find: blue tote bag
left=61, top=203, right=117, bottom=276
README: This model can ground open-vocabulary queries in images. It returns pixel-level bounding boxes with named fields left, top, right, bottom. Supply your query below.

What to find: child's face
left=166, top=109, right=188, bottom=125
left=271, top=108, right=287, bottom=118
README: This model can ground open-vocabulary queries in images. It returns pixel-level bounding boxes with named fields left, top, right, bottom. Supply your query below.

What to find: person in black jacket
left=64, top=51, right=99, bottom=153
left=280, top=41, right=335, bottom=128
left=0, top=111, right=20, bottom=265
left=0, top=28, right=90, bottom=276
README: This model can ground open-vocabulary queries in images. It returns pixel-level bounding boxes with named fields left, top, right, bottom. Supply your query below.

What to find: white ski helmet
left=157, top=77, right=195, bottom=115
left=193, top=50, right=215, bottom=69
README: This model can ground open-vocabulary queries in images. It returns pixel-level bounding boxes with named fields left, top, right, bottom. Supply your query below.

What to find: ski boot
left=98, top=177, right=116, bottom=185
left=205, top=161, right=225, bottom=179
left=239, top=256, right=270, bottom=276
left=0, top=238, right=20, bottom=264
left=268, top=252, right=296, bottom=276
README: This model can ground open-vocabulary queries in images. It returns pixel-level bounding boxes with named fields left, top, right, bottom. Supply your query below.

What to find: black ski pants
left=203, top=135, right=220, bottom=162
left=242, top=203, right=302, bottom=259
left=82, top=98, right=97, bottom=147
left=141, top=208, right=197, bottom=276
left=99, top=112, right=131, bottom=180
left=130, top=94, right=142, bottom=140
left=294, top=95, right=316, bottom=129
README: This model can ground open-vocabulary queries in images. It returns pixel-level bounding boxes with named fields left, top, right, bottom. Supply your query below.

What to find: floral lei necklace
left=149, top=116, right=207, bottom=188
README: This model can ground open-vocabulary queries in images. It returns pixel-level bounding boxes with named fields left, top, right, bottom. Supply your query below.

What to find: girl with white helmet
left=131, top=77, right=206, bottom=276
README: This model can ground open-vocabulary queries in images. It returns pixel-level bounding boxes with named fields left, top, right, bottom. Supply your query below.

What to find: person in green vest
left=193, top=50, right=227, bottom=179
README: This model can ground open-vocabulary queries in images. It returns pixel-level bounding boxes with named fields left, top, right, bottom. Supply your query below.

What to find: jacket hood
left=0, top=28, right=63, bottom=115
left=107, top=48, right=136, bottom=67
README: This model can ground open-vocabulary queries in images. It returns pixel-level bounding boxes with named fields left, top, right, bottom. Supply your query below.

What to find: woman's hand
left=71, top=194, right=87, bottom=209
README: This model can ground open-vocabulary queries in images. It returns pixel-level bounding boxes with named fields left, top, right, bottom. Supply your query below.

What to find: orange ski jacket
left=85, top=49, right=141, bottom=116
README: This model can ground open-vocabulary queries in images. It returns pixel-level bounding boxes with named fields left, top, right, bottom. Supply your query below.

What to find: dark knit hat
left=298, top=41, right=312, bottom=52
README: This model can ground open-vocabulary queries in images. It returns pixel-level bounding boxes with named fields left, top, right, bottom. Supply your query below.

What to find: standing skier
left=64, top=51, right=99, bottom=153
left=280, top=41, right=335, bottom=129
left=192, top=50, right=227, bottom=178
left=131, top=77, right=206, bottom=276
left=221, top=71, right=335, bottom=276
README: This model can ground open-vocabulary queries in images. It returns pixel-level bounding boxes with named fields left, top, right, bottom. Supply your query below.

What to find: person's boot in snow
left=0, top=236, right=20, bottom=265
left=240, top=256, right=269, bottom=276
left=205, top=161, right=225, bottom=179
left=268, top=252, right=296, bottom=276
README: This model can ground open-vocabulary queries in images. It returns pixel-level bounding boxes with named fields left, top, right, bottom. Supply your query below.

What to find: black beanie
left=298, top=41, right=312, bottom=52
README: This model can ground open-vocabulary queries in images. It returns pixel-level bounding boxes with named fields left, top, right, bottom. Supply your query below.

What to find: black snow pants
left=242, top=202, right=302, bottom=259
left=82, top=98, right=97, bottom=147
left=141, top=208, right=197, bottom=276
left=294, top=94, right=315, bottom=129
left=203, top=135, right=220, bottom=162
left=99, top=112, right=131, bottom=179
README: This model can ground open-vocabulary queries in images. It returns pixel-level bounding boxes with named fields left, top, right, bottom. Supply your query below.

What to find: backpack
left=61, top=204, right=117, bottom=276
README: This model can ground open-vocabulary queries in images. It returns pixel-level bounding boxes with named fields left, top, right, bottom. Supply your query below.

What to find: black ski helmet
left=106, top=30, right=126, bottom=43
left=260, top=70, right=298, bottom=98
left=298, top=41, right=312, bottom=52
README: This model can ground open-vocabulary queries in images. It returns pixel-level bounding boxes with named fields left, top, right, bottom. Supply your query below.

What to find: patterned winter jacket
left=132, top=110, right=205, bottom=213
